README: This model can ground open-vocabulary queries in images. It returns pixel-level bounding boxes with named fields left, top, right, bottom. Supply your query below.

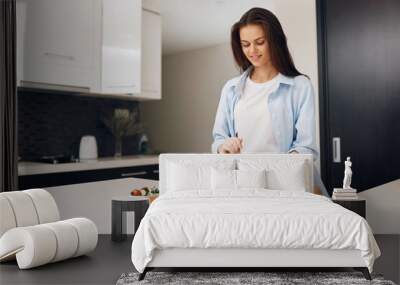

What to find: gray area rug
left=116, top=271, right=396, bottom=285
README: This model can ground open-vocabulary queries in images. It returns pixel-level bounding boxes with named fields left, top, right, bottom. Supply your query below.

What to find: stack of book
left=332, top=188, right=358, bottom=200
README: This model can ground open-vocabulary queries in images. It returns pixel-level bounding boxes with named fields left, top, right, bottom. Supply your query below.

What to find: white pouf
left=0, top=189, right=98, bottom=269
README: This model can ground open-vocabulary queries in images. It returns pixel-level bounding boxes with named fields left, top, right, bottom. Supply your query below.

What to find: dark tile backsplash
left=18, top=89, right=141, bottom=161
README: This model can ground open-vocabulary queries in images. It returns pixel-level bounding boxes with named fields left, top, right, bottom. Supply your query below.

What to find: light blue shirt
left=212, top=68, right=318, bottom=160
left=211, top=68, right=329, bottom=197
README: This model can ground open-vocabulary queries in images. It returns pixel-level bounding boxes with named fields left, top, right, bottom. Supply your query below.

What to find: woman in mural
left=212, top=7, right=327, bottom=195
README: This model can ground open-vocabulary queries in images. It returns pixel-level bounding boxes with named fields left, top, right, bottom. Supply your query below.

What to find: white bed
left=131, top=154, right=380, bottom=280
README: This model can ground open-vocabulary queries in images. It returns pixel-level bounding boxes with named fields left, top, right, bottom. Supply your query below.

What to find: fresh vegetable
left=130, top=189, right=142, bottom=196
left=130, top=186, right=159, bottom=196
left=150, top=186, right=159, bottom=194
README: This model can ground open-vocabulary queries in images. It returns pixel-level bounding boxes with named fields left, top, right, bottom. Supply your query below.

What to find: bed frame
left=138, top=154, right=372, bottom=281
left=140, top=248, right=371, bottom=280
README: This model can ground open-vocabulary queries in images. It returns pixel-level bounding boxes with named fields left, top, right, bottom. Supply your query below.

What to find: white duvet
left=131, top=190, right=380, bottom=273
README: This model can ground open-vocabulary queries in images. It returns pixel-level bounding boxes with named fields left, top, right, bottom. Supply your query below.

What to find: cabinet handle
left=44, top=52, right=76, bottom=61
left=332, top=137, right=341, bottom=163
left=121, top=171, right=147, bottom=177
left=142, top=88, right=159, bottom=93
left=143, top=8, right=161, bottom=16
left=107, top=84, right=136, bottom=88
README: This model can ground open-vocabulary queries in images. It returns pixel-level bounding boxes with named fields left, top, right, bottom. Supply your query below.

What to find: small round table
left=111, top=196, right=150, bottom=242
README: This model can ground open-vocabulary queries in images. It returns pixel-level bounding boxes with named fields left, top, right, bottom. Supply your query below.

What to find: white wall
left=358, top=179, right=400, bottom=234
left=46, top=178, right=158, bottom=234
left=141, top=1, right=320, bottom=166
left=141, top=43, right=237, bottom=153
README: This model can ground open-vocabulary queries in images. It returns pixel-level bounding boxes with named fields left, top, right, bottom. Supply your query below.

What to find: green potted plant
left=103, top=108, right=142, bottom=157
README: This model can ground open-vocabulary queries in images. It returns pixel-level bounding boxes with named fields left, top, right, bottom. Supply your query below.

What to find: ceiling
left=159, top=0, right=278, bottom=55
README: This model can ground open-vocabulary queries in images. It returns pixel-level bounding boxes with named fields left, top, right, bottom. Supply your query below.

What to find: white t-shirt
left=234, top=74, right=280, bottom=153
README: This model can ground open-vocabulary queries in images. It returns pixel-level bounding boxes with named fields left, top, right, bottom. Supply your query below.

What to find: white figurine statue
left=342, top=157, right=353, bottom=189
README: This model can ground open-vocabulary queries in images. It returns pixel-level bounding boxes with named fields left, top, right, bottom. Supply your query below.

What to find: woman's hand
left=218, top=137, right=243, bottom=154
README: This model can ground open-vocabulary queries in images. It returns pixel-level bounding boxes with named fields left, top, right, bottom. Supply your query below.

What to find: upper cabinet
left=17, top=0, right=104, bottom=92
left=101, top=0, right=141, bottom=94
left=140, top=8, right=162, bottom=100
left=17, top=0, right=161, bottom=100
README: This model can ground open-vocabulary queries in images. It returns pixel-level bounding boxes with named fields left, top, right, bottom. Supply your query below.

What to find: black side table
left=332, top=198, right=366, bottom=218
left=112, top=196, right=149, bottom=242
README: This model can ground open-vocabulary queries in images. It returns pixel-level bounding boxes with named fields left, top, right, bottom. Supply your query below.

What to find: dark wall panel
left=18, top=89, right=141, bottom=160
left=318, top=0, right=400, bottom=193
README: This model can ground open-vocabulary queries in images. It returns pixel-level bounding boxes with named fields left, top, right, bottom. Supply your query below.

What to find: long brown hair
left=231, top=7, right=304, bottom=77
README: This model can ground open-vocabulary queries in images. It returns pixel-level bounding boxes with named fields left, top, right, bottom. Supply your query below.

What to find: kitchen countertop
left=18, top=155, right=159, bottom=176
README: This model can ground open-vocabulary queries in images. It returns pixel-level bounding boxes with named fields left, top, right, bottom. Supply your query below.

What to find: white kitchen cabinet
left=139, top=8, right=162, bottom=100
left=101, top=0, right=141, bottom=94
left=17, top=0, right=142, bottom=96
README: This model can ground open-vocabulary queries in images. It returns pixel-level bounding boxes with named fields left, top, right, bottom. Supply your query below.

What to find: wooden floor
left=0, top=235, right=398, bottom=285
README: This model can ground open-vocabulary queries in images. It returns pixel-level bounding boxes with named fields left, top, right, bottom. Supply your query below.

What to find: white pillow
left=236, top=169, right=267, bottom=189
left=167, top=162, right=208, bottom=191
left=211, top=169, right=267, bottom=190
left=211, top=168, right=236, bottom=190
left=167, top=160, right=235, bottom=192
left=238, top=159, right=308, bottom=191
left=273, top=161, right=307, bottom=191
